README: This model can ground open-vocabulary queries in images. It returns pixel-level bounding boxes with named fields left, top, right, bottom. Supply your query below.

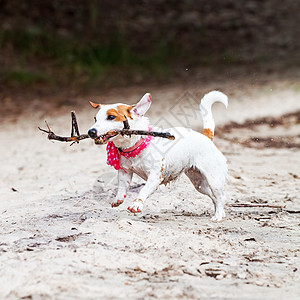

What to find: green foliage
left=2, top=69, right=48, bottom=85
left=1, top=28, right=181, bottom=86
left=0, top=27, right=244, bottom=87
left=2, top=29, right=167, bottom=63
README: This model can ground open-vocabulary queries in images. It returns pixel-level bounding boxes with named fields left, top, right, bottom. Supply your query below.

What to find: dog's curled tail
left=200, top=90, right=228, bottom=141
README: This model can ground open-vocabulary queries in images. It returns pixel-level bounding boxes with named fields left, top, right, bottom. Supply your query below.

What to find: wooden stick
left=116, top=129, right=175, bottom=139
left=71, top=111, right=80, bottom=137
left=117, top=117, right=175, bottom=139
left=38, top=122, right=89, bottom=143
left=228, top=203, right=285, bottom=209
left=123, top=116, right=130, bottom=129
left=38, top=111, right=175, bottom=144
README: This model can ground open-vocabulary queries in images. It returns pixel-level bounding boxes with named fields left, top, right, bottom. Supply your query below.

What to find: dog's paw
left=127, top=199, right=143, bottom=213
left=211, top=215, right=222, bottom=222
left=211, top=210, right=225, bottom=222
left=111, top=199, right=124, bottom=207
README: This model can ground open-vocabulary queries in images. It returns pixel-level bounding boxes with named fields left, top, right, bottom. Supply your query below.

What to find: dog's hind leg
left=185, top=167, right=226, bottom=221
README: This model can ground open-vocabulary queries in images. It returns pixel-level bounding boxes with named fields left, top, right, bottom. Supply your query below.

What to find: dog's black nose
left=88, top=128, right=97, bottom=138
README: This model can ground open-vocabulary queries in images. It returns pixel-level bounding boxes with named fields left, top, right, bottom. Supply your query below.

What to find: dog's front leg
left=111, top=169, right=133, bottom=207
left=127, top=172, right=161, bottom=213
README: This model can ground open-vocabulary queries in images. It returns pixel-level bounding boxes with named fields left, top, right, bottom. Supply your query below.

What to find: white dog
left=88, top=91, right=228, bottom=221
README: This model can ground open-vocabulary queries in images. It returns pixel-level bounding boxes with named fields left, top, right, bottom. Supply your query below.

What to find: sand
left=0, top=79, right=299, bottom=299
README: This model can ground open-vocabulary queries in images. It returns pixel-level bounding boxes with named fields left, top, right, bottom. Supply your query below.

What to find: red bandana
left=106, top=128, right=153, bottom=171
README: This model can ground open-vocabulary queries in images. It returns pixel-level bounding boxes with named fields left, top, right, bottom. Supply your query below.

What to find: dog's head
left=88, top=93, right=151, bottom=144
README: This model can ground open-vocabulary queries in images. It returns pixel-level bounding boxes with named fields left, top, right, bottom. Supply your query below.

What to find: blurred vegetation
left=0, top=0, right=299, bottom=89
left=0, top=28, right=179, bottom=87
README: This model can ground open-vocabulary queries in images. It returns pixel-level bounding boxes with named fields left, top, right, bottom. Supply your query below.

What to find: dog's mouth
left=94, top=131, right=119, bottom=145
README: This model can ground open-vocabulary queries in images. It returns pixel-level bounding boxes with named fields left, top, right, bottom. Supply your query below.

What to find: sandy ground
left=0, top=79, right=300, bottom=299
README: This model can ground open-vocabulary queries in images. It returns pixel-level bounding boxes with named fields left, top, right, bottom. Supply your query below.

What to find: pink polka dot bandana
left=106, top=142, right=122, bottom=170
left=106, top=128, right=153, bottom=171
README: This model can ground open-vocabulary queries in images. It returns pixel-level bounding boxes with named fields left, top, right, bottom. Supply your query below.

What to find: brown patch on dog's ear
left=117, top=105, right=134, bottom=120
left=89, top=101, right=101, bottom=109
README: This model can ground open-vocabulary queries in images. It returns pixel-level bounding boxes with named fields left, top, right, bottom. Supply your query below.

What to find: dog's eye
left=107, top=115, right=116, bottom=120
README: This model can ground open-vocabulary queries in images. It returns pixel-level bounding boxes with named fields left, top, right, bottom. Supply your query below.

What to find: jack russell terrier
left=88, top=91, right=228, bottom=221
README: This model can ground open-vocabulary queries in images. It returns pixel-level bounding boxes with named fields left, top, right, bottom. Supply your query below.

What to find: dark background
left=0, top=0, right=299, bottom=109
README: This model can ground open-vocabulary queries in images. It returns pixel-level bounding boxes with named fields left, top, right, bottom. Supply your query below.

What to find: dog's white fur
left=89, top=91, right=228, bottom=221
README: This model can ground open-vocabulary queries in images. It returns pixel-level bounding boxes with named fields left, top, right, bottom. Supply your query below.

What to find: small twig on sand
left=285, top=210, right=300, bottom=214
left=228, top=203, right=285, bottom=209
left=38, top=111, right=175, bottom=145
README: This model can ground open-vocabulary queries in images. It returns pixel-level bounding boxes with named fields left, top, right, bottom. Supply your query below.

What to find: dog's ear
left=89, top=101, right=101, bottom=109
left=132, top=93, right=152, bottom=116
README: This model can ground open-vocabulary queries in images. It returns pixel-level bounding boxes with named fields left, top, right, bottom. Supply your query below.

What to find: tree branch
left=38, top=111, right=175, bottom=145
